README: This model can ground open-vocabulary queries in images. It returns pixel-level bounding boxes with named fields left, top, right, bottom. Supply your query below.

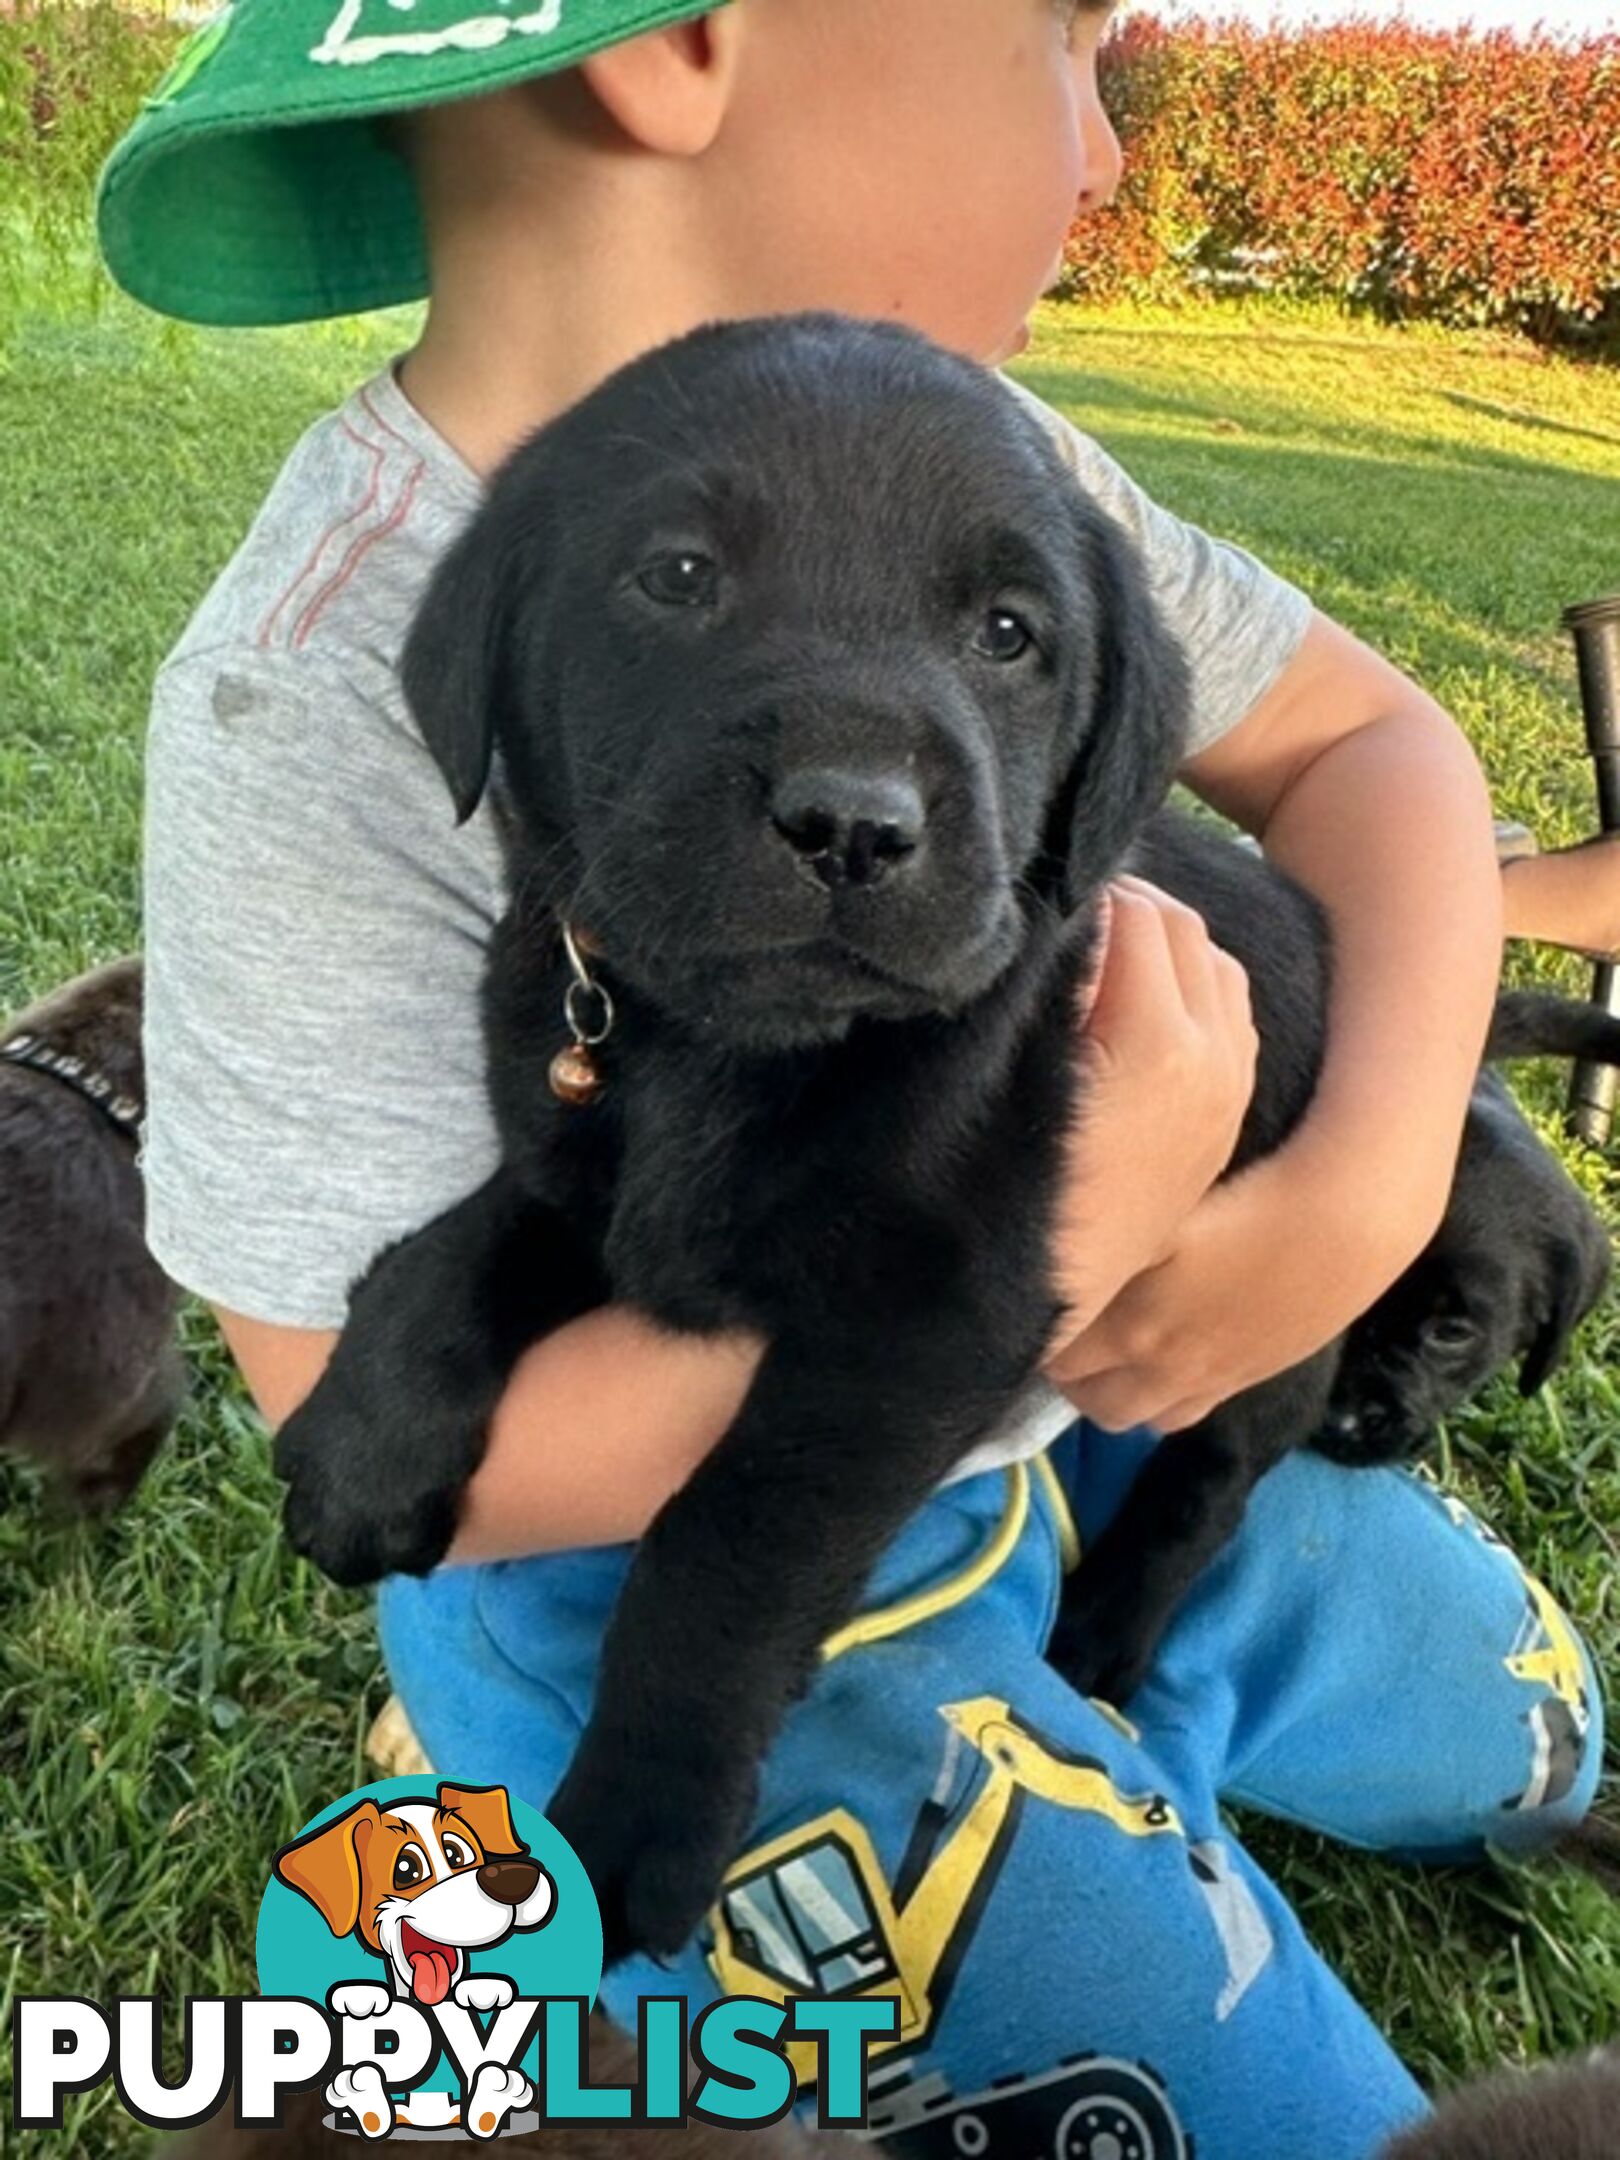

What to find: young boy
left=100, top=3, right=1603, bottom=2152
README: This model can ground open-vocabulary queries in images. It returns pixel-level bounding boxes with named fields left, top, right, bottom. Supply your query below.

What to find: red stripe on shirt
left=256, top=420, right=386, bottom=650
left=291, top=455, right=426, bottom=650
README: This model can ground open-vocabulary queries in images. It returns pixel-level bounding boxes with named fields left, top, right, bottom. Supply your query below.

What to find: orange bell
left=549, top=1041, right=605, bottom=1107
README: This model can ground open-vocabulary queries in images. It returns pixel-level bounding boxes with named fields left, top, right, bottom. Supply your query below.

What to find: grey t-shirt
left=142, top=358, right=1312, bottom=1405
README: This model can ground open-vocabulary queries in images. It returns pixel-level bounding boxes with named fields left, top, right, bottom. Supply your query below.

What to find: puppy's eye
left=442, top=1836, right=474, bottom=1870
left=1423, top=1314, right=1479, bottom=1352
left=637, top=551, right=719, bottom=607
left=393, top=1847, right=428, bottom=1891
left=971, top=608, right=1036, bottom=663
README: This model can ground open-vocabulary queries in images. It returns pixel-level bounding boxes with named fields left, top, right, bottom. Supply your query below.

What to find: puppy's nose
left=477, top=1857, right=542, bottom=1907
left=770, top=767, right=923, bottom=890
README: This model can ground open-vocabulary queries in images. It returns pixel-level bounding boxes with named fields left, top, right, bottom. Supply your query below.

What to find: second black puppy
left=1318, top=1058, right=1612, bottom=1469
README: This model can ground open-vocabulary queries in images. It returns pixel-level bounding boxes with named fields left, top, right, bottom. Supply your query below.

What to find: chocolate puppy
left=1, top=955, right=184, bottom=1510
left=1384, top=2050, right=1620, bottom=2158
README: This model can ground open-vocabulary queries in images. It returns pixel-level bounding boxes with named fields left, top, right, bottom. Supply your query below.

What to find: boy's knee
left=1489, top=1626, right=1605, bottom=1859
left=1403, top=1615, right=1604, bottom=1865
left=1390, top=1488, right=1606, bottom=1861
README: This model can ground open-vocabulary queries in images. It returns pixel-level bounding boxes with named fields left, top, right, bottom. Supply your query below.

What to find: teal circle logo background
left=255, top=1776, right=602, bottom=2095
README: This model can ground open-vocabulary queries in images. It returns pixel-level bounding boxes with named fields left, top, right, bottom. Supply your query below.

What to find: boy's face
left=723, top=0, right=1120, bottom=365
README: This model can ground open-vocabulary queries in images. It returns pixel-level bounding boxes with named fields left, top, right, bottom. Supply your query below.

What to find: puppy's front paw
left=550, top=1731, right=756, bottom=1968
left=274, top=1380, right=470, bottom=1586
left=1048, top=1583, right=1163, bottom=1713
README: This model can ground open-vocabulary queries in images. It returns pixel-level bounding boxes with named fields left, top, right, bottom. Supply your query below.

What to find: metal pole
left=1562, top=593, right=1620, bottom=1146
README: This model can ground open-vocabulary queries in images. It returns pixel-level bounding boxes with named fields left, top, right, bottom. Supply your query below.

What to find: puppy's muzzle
left=769, top=765, right=923, bottom=892
left=1315, top=1407, right=1376, bottom=1462
left=476, top=1857, right=543, bottom=1907
left=1315, top=1395, right=1419, bottom=1466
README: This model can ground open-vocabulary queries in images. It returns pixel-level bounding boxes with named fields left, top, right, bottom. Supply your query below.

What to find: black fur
left=1103, top=846, right=1616, bottom=1457
left=275, top=314, right=1191, bottom=1955
left=1036, top=810, right=1340, bottom=1704
left=273, top=315, right=1610, bottom=1964
left=1318, top=1063, right=1611, bottom=1465
left=1487, top=990, right=1620, bottom=1066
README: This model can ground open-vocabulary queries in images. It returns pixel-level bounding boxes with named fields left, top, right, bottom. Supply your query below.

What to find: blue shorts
left=378, top=1426, right=1603, bottom=2159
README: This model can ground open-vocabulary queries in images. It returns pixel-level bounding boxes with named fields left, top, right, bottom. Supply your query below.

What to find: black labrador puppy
left=276, top=312, right=1197, bottom=1952
left=273, top=314, right=1602, bottom=1961
left=1317, top=1059, right=1612, bottom=1468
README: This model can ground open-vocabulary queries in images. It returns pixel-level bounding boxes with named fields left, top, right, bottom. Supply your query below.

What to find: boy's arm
left=218, top=1303, right=761, bottom=1555
left=143, top=639, right=772, bottom=1557
left=222, top=879, right=1261, bottom=1556
left=1048, top=609, right=1503, bottom=1433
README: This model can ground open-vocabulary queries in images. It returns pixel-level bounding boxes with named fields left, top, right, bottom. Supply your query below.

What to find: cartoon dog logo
left=273, top=1781, right=556, bottom=2137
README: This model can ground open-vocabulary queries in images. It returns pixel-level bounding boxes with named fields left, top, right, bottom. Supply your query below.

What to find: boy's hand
left=1043, top=876, right=1258, bottom=1361
left=1048, top=1155, right=1391, bottom=1433
left=1046, top=614, right=1506, bottom=1437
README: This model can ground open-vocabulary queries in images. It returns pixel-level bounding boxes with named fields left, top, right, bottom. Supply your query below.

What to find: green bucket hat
left=97, top=0, right=722, bottom=327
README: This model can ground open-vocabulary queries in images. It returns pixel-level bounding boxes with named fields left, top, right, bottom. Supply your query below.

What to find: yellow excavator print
left=706, top=1695, right=1184, bottom=2084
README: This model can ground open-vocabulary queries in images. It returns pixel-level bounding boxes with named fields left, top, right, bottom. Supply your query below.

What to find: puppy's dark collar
left=0, top=1031, right=143, bottom=1140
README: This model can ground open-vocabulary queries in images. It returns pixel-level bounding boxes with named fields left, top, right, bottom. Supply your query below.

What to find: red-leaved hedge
left=4, top=4, right=1618, bottom=351
left=1063, top=14, right=1620, bottom=347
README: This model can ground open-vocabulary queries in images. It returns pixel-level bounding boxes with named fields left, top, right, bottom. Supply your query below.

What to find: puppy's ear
left=1052, top=504, right=1189, bottom=909
left=437, top=1781, right=528, bottom=1860
left=1519, top=1215, right=1611, bottom=1397
left=272, top=1800, right=382, bottom=1938
left=400, top=504, right=530, bottom=826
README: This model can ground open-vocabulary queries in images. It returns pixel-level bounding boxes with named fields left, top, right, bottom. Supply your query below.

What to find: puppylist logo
left=12, top=1775, right=897, bottom=2139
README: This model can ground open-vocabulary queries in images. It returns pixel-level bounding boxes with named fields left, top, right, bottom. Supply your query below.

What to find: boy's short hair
left=96, top=0, right=720, bottom=327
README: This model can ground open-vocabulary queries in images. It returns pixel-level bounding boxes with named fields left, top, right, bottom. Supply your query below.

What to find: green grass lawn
left=3, top=290, right=1619, bottom=2154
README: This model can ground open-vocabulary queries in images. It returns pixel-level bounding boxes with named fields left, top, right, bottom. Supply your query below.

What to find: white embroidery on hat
left=311, top=0, right=563, bottom=66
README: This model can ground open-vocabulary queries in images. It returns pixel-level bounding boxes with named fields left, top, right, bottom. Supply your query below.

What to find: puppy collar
left=549, top=923, right=616, bottom=1107
left=0, top=1031, right=143, bottom=1140
left=547, top=900, right=1114, bottom=1091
